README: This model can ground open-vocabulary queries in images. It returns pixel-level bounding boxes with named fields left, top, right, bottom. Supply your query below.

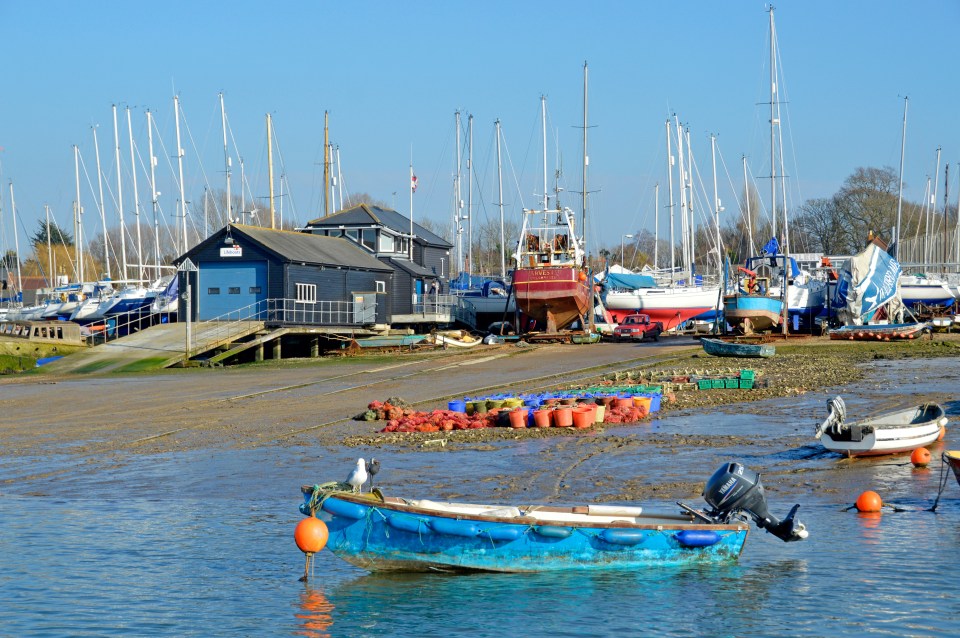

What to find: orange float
left=910, top=447, right=931, bottom=467
left=295, top=516, right=329, bottom=554
left=855, top=490, right=882, bottom=513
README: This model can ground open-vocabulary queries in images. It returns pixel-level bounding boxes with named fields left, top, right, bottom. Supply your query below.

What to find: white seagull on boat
left=346, top=458, right=367, bottom=493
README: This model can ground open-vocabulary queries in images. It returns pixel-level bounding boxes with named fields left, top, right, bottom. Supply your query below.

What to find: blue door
left=198, top=261, right=267, bottom=320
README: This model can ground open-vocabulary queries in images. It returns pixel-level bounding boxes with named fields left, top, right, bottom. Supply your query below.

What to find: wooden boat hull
left=820, top=403, right=947, bottom=457
left=700, top=337, right=775, bottom=358
left=723, top=294, right=783, bottom=334
left=829, top=322, right=931, bottom=341
left=945, top=451, right=960, bottom=488
left=303, top=491, right=748, bottom=573
left=511, top=266, right=590, bottom=332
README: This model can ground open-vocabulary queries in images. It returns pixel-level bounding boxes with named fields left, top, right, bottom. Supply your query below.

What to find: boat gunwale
left=305, top=489, right=746, bottom=532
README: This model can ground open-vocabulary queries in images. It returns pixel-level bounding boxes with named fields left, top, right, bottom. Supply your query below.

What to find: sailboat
left=510, top=95, right=590, bottom=333
left=604, top=116, right=723, bottom=331
left=725, top=7, right=825, bottom=334
left=602, top=273, right=720, bottom=330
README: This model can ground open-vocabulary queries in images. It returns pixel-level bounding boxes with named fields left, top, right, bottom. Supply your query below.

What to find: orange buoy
left=855, top=490, right=882, bottom=513
left=295, top=516, right=329, bottom=554
left=910, top=447, right=932, bottom=467
left=938, top=426, right=946, bottom=442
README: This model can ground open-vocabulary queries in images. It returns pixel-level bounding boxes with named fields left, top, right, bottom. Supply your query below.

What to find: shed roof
left=306, top=203, right=452, bottom=248
left=385, top=257, right=438, bottom=278
left=180, top=225, right=393, bottom=272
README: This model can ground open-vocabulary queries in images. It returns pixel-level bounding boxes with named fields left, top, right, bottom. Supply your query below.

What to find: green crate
left=724, top=378, right=740, bottom=389
left=739, top=369, right=755, bottom=380
left=697, top=379, right=713, bottom=390
left=739, top=379, right=754, bottom=390
left=711, top=379, right=725, bottom=389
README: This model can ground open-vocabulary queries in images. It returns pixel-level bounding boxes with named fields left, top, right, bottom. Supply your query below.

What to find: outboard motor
left=702, top=462, right=808, bottom=542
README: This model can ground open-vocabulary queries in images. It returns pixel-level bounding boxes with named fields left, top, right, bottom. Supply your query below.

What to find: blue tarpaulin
left=603, top=272, right=656, bottom=290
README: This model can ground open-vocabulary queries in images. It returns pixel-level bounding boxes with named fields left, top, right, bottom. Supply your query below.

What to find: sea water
left=2, top=358, right=960, bottom=637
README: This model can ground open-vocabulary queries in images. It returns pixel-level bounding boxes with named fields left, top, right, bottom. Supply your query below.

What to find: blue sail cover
left=832, top=242, right=902, bottom=320
left=603, top=272, right=656, bottom=290
left=449, top=272, right=507, bottom=292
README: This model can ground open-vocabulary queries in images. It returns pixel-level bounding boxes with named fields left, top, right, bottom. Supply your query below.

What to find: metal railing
left=93, top=297, right=376, bottom=351
left=412, top=294, right=458, bottom=316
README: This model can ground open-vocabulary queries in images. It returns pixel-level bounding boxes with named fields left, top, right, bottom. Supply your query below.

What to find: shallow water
left=3, top=358, right=960, bottom=637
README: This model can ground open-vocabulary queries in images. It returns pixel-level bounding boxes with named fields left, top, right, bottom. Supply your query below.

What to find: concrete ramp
left=42, top=321, right=265, bottom=374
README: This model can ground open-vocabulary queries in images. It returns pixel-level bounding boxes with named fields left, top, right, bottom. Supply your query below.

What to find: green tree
left=30, top=219, right=74, bottom=246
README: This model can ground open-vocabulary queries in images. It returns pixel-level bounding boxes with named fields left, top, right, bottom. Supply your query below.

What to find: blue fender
left=599, top=528, right=647, bottom=546
left=428, top=517, right=480, bottom=538
left=674, top=530, right=721, bottom=547
left=320, top=497, right=368, bottom=520
left=387, top=514, right=432, bottom=534
left=478, top=526, right=525, bottom=542
left=533, top=525, right=573, bottom=539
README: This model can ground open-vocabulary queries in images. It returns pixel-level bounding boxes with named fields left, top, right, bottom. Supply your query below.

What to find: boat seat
left=483, top=507, right=522, bottom=518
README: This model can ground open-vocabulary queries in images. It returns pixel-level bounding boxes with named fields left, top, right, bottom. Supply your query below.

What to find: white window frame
left=296, top=283, right=317, bottom=304
left=378, top=233, right=396, bottom=253
left=376, top=280, right=386, bottom=293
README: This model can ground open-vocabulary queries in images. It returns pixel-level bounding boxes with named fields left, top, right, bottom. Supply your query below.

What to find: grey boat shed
left=301, top=203, right=454, bottom=320
left=174, top=224, right=394, bottom=327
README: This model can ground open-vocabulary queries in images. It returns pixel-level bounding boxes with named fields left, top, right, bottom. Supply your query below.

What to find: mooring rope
left=927, top=452, right=952, bottom=512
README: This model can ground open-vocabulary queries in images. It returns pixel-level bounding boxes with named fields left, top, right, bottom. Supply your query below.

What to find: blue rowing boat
left=298, top=462, right=807, bottom=573
left=701, top=337, right=776, bottom=358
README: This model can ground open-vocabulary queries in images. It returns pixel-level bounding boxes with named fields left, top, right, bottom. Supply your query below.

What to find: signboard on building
left=220, top=245, right=243, bottom=257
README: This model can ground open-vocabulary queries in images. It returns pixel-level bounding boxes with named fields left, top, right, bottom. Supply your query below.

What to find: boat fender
left=478, top=526, right=524, bottom=542
left=320, top=498, right=368, bottom=520
left=674, top=530, right=721, bottom=548
left=599, top=529, right=647, bottom=546
left=387, top=514, right=432, bottom=534
left=428, top=517, right=480, bottom=538
left=533, top=525, right=573, bottom=539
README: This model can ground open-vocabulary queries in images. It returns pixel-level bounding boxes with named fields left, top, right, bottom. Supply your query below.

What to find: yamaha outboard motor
left=702, top=462, right=808, bottom=542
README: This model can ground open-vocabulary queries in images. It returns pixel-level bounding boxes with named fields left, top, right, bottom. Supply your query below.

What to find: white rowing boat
left=816, top=396, right=947, bottom=457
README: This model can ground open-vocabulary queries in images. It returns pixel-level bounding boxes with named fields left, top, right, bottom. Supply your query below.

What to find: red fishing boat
left=511, top=209, right=590, bottom=333
left=510, top=95, right=590, bottom=334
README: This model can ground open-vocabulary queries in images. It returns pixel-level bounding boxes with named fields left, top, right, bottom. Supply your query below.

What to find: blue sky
left=2, top=0, right=959, bottom=263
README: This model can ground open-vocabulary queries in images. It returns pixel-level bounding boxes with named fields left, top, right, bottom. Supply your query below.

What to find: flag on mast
left=411, top=172, right=418, bottom=193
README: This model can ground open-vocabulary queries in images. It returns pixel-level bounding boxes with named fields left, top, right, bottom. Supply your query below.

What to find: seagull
left=366, top=458, right=381, bottom=491
left=346, top=458, right=367, bottom=493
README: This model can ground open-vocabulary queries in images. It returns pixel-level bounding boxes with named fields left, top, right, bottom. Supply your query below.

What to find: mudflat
left=2, top=334, right=958, bottom=502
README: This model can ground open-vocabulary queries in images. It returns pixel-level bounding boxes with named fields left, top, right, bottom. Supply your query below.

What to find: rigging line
left=268, top=118, right=300, bottom=227
left=745, top=163, right=771, bottom=221
left=77, top=151, right=119, bottom=276
left=499, top=122, right=527, bottom=218
left=716, top=144, right=745, bottom=222
left=773, top=35, right=804, bottom=213
left=178, top=102, right=221, bottom=240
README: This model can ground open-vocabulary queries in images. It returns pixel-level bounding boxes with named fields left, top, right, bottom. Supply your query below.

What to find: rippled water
left=3, top=358, right=960, bottom=637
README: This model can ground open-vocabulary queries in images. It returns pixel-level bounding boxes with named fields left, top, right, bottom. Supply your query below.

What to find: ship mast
left=220, top=92, right=232, bottom=225
left=895, top=96, right=908, bottom=255
left=496, top=119, right=505, bottom=278
left=581, top=61, right=589, bottom=263
left=126, top=107, right=144, bottom=282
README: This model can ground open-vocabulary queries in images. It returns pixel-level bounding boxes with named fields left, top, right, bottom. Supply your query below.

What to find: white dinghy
left=816, top=396, right=947, bottom=458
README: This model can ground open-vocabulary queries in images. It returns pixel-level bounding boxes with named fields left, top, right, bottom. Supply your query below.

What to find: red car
left=613, top=314, right=663, bottom=342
